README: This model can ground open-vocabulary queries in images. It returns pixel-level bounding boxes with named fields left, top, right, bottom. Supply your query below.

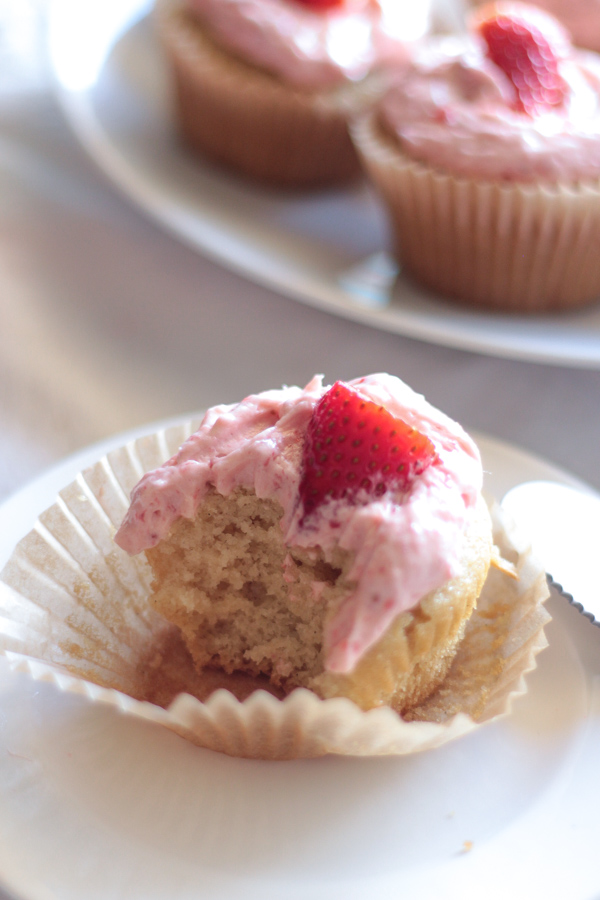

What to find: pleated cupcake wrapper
left=156, top=0, right=385, bottom=187
left=0, top=420, right=550, bottom=759
left=351, top=113, right=600, bottom=312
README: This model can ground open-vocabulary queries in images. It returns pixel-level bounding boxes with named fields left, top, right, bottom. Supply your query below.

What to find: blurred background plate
left=47, top=0, right=600, bottom=369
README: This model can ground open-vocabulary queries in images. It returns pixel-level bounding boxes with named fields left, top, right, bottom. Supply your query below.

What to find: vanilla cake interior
left=145, top=486, right=492, bottom=712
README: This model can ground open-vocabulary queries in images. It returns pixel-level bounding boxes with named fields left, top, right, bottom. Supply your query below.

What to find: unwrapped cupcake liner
left=156, top=0, right=384, bottom=187
left=0, top=420, right=550, bottom=759
left=351, top=113, right=600, bottom=312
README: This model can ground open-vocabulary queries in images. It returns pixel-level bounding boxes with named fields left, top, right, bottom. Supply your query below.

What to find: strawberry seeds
left=299, top=381, right=438, bottom=518
left=474, top=2, right=569, bottom=116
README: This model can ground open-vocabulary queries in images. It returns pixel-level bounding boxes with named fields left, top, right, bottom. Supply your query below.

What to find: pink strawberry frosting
left=378, top=35, right=600, bottom=181
left=115, top=374, right=484, bottom=673
left=185, top=0, right=430, bottom=88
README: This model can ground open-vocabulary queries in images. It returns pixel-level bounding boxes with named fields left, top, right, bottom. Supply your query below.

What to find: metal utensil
left=501, top=481, right=600, bottom=625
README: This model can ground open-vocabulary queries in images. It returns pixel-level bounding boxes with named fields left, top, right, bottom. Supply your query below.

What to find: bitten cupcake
left=155, top=0, right=430, bottom=187
left=351, top=2, right=600, bottom=312
left=0, top=375, right=551, bottom=758
left=115, top=374, right=493, bottom=713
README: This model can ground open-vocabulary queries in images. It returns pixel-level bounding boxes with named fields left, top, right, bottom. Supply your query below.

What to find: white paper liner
left=351, top=112, right=600, bottom=312
left=0, top=420, right=550, bottom=759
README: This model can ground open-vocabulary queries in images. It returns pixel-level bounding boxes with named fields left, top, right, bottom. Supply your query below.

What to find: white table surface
left=2, top=3, right=600, bottom=898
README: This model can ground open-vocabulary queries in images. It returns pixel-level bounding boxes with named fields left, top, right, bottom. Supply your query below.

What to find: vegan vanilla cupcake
left=0, top=373, right=550, bottom=758
left=352, top=2, right=600, bottom=311
left=155, top=0, right=430, bottom=187
left=115, top=374, right=493, bottom=713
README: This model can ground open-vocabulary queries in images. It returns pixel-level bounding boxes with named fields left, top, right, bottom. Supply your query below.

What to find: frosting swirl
left=379, top=36, right=600, bottom=181
left=185, top=0, right=430, bottom=88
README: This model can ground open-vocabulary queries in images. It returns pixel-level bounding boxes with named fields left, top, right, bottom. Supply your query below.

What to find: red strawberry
left=474, top=3, right=569, bottom=116
left=299, top=381, right=438, bottom=518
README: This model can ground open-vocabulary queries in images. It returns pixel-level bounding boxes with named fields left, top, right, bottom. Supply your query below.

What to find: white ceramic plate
left=47, top=0, right=600, bottom=370
left=1, top=421, right=600, bottom=900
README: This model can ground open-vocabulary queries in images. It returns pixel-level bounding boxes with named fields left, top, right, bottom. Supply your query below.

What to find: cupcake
left=155, top=0, right=431, bottom=187
left=351, top=2, right=600, bottom=311
left=0, top=375, right=551, bottom=758
left=115, top=373, right=494, bottom=713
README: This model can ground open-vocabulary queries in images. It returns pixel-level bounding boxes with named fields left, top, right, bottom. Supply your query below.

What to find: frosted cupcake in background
left=351, top=2, right=600, bottom=312
left=154, top=0, right=431, bottom=187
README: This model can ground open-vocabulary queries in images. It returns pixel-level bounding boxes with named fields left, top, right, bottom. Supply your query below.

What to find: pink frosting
left=379, top=36, right=600, bottom=181
left=115, top=374, right=483, bottom=674
left=185, top=0, right=430, bottom=88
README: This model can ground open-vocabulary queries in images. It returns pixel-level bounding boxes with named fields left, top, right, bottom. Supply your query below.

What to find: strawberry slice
left=474, top=2, right=569, bottom=116
left=299, top=381, right=438, bottom=518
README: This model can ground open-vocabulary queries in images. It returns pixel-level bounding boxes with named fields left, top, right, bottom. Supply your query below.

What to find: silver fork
left=502, top=481, right=600, bottom=626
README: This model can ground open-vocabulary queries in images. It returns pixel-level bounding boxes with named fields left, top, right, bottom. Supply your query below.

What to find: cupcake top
left=378, top=3, right=600, bottom=181
left=115, top=374, right=484, bottom=673
left=185, top=0, right=429, bottom=88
